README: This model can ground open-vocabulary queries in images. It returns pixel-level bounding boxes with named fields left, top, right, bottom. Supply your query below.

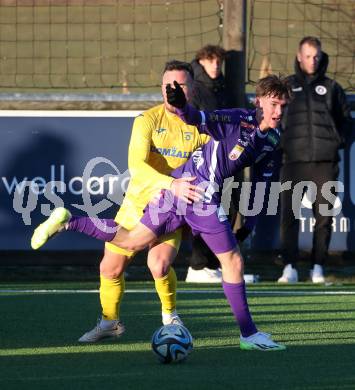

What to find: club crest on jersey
left=315, top=85, right=327, bottom=95
left=229, top=144, right=244, bottom=160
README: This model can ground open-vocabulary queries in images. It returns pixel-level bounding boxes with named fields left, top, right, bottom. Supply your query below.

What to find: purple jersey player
left=139, top=105, right=281, bottom=255
left=31, top=75, right=291, bottom=351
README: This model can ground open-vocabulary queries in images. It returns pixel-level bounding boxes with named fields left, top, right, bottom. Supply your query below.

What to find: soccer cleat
left=185, top=267, right=222, bottom=283
left=31, top=207, right=71, bottom=250
left=240, top=331, right=286, bottom=351
left=277, top=264, right=298, bottom=283
left=78, top=320, right=125, bottom=343
left=310, top=264, right=325, bottom=283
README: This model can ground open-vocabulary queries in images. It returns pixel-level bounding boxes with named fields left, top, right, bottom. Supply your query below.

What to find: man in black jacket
left=278, top=36, right=351, bottom=283
left=190, top=45, right=232, bottom=111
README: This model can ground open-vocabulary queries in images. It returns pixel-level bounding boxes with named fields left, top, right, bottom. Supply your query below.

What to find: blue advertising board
left=0, top=110, right=354, bottom=252
left=0, top=111, right=138, bottom=250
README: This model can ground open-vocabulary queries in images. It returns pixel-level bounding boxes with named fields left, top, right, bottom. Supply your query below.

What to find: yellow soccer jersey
left=116, top=103, right=210, bottom=228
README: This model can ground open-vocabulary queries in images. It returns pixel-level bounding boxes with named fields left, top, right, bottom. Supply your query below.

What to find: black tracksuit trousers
left=280, top=161, right=339, bottom=267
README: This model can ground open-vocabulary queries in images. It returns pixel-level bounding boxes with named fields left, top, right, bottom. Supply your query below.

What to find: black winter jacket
left=281, top=52, right=351, bottom=164
left=190, top=59, right=232, bottom=111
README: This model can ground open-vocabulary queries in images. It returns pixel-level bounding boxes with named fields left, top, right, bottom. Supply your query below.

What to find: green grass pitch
left=1, top=282, right=355, bottom=390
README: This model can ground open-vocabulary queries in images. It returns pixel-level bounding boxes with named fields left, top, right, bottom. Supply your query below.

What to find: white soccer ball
left=151, top=324, right=193, bottom=363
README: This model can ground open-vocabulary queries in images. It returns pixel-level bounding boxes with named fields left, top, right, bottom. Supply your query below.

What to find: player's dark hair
left=195, top=45, right=226, bottom=61
left=255, top=74, right=292, bottom=100
left=163, top=60, right=194, bottom=79
left=298, top=36, right=321, bottom=50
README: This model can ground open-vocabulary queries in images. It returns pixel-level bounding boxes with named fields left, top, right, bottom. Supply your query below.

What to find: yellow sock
left=154, top=267, right=177, bottom=315
left=99, top=274, right=125, bottom=321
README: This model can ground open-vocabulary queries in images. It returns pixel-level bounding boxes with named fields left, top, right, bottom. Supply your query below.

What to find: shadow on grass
left=2, top=293, right=355, bottom=349
left=1, top=344, right=355, bottom=390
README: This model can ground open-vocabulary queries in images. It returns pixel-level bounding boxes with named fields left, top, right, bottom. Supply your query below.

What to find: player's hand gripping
left=166, top=80, right=187, bottom=109
left=170, top=177, right=204, bottom=204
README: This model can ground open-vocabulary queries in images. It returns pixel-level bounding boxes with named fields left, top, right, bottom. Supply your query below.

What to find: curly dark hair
left=195, top=45, right=226, bottom=61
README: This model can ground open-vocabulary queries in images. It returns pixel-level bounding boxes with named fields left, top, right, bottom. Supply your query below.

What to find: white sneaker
left=78, top=320, right=125, bottom=343
left=240, top=331, right=286, bottom=351
left=162, top=313, right=184, bottom=326
left=310, top=264, right=325, bottom=283
left=277, top=264, right=298, bottom=283
left=185, top=267, right=222, bottom=283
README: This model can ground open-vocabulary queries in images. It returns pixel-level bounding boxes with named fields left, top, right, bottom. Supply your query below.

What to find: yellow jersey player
left=78, top=61, right=209, bottom=342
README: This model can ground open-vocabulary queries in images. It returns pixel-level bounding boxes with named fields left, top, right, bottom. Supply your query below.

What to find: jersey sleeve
left=128, top=113, right=174, bottom=190
left=176, top=105, right=242, bottom=140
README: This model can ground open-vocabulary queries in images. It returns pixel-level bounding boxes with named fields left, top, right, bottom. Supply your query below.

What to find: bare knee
left=148, top=252, right=174, bottom=279
left=99, top=251, right=129, bottom=279
left=147, top=242, right=177, bottom=279
left=231, top=252, right=244, bottom=273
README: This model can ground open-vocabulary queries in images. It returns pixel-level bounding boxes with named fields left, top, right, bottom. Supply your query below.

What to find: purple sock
left=67, top=216, right=118, bottom=242
left=222, top=280, right=257, bottom=337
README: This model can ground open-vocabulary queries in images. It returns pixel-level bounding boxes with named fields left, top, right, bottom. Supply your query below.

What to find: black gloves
left=235, top=226, right=252, bottom=243
left=166, top=80, right=186, bottom=109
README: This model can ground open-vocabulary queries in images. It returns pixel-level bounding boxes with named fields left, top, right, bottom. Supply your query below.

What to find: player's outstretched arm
left=166, top=81, right=238, bottom=140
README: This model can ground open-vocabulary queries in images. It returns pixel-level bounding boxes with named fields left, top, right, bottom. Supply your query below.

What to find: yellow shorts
left=104, top=202, right=182, bottom=257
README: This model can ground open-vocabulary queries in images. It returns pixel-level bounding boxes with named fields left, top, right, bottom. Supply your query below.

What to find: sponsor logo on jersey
left=150, top=145, right=192, bottom=159
left=229, top=144, right=244, bottom=160
left=315, top=85, right=327, bottom=95
left=209, top=113, right=231, bottom=123
left=156, top=127, right=166, bottom=134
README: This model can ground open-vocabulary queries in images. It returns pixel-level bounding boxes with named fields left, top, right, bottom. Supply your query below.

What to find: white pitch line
left=0, top=289, right=355, bottom=296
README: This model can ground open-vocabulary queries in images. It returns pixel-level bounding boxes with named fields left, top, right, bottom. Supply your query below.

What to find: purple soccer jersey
left=140, top=106, right=280, bottom=253
left=171, top=107, right=280, bottom=204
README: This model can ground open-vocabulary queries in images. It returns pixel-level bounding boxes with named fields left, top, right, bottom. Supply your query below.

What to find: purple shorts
left=140, top=190, right=237, bottom=254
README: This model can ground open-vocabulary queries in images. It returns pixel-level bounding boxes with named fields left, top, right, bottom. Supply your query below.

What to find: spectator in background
left=190, top=44, right=232, bottom=111
left=186, top=44, right=235, bottom=283
left=278, top=36, right=351, bottom=283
